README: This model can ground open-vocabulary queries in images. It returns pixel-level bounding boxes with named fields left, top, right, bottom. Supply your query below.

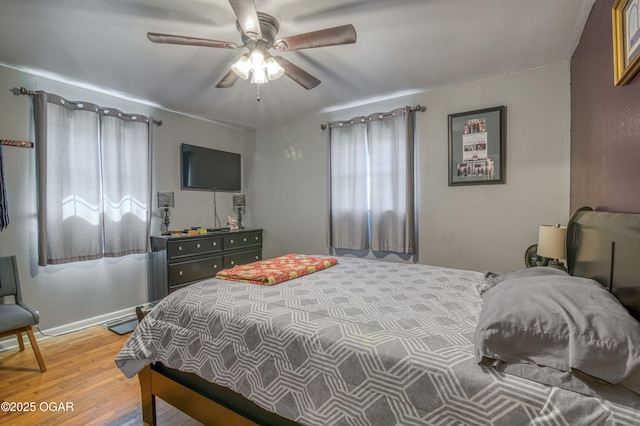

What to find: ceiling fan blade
left=216, top=70, right=240, bottom=88
left=228, top=0, right=262, bottom=40
left=147, top=32, right=238, bottom=49
left=273, top=56, right=321, bottom=90
left=275, top=24, right=356, bottom=51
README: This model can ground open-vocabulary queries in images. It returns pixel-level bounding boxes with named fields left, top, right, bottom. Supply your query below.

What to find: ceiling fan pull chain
left=256, top=84, right=261, bottom=102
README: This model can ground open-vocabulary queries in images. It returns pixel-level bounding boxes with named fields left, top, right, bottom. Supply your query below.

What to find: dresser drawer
left=168, top=237, right=222, bottom=259
left=168, top=256, right=223, bottom=286
left=223, top=232, right=262, bottom=251
left=224, top=249, right=262, bottom=269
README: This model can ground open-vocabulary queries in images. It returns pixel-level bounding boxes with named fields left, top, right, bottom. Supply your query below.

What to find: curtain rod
left=320, top=104, right=426, bottom=130
left=11, top=87, right=163, bottom=126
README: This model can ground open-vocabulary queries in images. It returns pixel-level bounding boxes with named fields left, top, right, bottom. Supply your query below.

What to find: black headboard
left=566, top=207, right=640, bottom=320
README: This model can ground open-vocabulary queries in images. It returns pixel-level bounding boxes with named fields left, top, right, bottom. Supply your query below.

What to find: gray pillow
left=474, top=272, right=640, bottom=396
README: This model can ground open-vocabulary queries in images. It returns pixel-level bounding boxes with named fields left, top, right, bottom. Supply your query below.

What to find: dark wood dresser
left=148, top=229, right=263, bottom=300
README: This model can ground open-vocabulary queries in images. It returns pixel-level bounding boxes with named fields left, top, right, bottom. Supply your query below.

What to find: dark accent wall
left=571, top=0, right=640, bottom=213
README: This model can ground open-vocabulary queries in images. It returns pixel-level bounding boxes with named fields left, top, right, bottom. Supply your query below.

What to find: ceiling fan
left=147, top=0, right=357, bottom=91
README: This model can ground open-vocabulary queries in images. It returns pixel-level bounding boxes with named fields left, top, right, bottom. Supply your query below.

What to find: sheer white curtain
left=329, top=120, right=369, bottom=249
left=328, top=107, right=416, bottom=254
left=34, top=91, right=152, bottom=266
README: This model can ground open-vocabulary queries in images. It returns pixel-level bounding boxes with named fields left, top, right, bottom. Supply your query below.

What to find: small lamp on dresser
left=233, top=194, right=246, bottom=229
left=157, top=191, right=175, bottom=235
left=537, top=224, right=567, bottom=271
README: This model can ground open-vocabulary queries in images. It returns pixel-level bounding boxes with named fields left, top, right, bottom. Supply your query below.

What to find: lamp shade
left=233, top=194, right=246, bottom=210
left=157, top=191, right=175, bottom=208
left=537, top=224, right=566, bottom=260
left=231, top=55, right=251, bottom=80
left=265, top=57, right=285, bottom=80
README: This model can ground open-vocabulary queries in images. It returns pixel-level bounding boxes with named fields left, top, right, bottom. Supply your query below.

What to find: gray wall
left=0, top=65, right=250, bottom=332
left=570, top=0, right=640, bottom=213
left=251, top=63, right=571, bottom=273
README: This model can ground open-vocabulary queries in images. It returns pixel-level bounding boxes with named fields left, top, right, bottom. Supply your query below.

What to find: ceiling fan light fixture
left=249, top=50, right=265, bottom=68
left=251, top=68, right=268, bottom=85
left=265, top=57, right=285, bottom=81
left=231, top=54, right=251, bottom=80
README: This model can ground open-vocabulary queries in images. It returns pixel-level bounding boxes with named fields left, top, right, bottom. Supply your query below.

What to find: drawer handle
left=243, top=237, right=247, bottom=242
left=230, top=261, right=235, bottom=265
left=254, top=256, right=259, bottom=260
left=178, top=246, right=183, bottom=251
left=254, top=236, right=259, bottom=241
left=179, top=271, right=184, bottom=276
left=229, top=239, right=234, bottom=244
left=196, top=243, right=201, bottom=248
left=212, top=264, right=218, bottom=269
left=212, top=242, right=217, bottom=246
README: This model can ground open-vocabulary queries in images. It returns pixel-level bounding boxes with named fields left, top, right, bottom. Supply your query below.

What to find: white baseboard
left=0, top=305, right=138, bottom=352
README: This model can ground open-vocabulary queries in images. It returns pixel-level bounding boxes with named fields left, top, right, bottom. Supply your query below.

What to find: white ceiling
left=0, top=0, right=595, bottom=129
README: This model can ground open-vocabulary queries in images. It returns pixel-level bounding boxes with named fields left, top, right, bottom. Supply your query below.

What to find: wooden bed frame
left=137, top=207, right=640, bottom=425
left=137, top=363, right=297, bottom=425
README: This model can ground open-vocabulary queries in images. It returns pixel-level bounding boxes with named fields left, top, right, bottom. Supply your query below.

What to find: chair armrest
left=17, top=301, right=39, bottom=324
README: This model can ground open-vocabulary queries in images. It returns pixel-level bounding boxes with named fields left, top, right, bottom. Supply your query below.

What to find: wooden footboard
left=137, top=364, right=298, bottom=426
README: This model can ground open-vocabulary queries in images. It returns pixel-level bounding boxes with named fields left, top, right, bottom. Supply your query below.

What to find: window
left=33, top=91, right=152, bottom=266
left=329, top=107, right=416, bottom=254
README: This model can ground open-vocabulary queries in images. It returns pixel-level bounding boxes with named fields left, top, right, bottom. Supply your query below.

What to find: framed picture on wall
left=613, top=0, right=640, bottom=86
left=448, top=106, right=506, bottom=186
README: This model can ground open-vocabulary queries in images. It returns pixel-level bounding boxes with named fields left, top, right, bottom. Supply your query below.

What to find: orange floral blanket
left=215, top=254, right=338, bottom=286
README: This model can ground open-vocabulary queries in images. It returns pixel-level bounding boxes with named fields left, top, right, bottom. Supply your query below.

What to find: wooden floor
left=0, top=325, right=202, bottom=426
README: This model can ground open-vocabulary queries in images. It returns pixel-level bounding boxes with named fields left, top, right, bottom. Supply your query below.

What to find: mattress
left=116, top=257, right=640, bottom=425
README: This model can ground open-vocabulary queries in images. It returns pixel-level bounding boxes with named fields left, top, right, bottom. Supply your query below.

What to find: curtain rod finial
left=11, top=87, right=33, bottom=96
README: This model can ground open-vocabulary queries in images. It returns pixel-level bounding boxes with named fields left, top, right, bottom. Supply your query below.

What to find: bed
left=116, top=208, right=640, bottom=425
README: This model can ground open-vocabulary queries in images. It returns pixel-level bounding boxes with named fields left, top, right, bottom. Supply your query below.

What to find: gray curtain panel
left=368, top=107, right=415, bottom=253
left=34, top=91, right=151, bottom=266
left=329, top=120, right=369, bottom=249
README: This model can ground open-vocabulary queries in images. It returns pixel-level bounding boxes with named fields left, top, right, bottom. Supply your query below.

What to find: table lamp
left=157, top=191, right=175, bottom=235
left=232, top=194, right=245, bottom=229
left=537, top=224, right=567, bottom=271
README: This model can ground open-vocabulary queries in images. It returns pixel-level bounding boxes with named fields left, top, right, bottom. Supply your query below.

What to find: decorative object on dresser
left=156, top=191, right=175, bottom=235
left=232, top=194, right=245, bottom=229
left=148, top=228, right=262, bottom=301
left=537, top=223, right=567, bottom=271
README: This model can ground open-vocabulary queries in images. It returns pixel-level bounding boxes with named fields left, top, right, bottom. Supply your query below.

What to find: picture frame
left=448, top=106, right=506, bottom=186
left=612, top=0, right=640, bottom=86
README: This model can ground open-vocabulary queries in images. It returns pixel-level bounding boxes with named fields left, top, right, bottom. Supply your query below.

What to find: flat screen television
left=181, top=143, right=241, bottom=192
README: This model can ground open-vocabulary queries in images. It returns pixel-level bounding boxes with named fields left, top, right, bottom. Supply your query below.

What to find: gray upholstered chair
left=0, top=255, right=46, bottom=372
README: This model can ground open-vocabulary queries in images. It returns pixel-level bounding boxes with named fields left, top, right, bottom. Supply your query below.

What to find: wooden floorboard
left=0, top=325, right=202, bottom=426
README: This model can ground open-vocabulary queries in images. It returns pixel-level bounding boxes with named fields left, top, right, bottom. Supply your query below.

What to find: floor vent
left=105, top=314, right=138, bottom=335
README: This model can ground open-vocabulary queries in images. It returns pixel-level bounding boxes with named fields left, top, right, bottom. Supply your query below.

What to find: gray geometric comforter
left=116, top=257, right=640, bottom=425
